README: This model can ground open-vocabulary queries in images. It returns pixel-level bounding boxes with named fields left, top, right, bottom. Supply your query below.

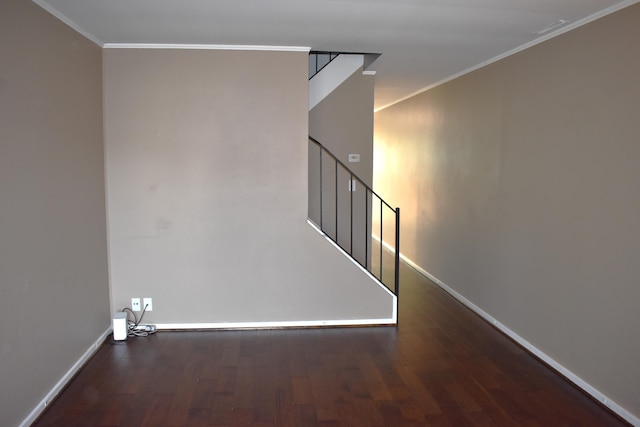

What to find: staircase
left=307, top=51, right=400, bottom=314
left=309, top=53, right=364, bottom=110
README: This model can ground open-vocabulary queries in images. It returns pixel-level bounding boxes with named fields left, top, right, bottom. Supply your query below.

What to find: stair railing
left=309, top=51, right=340, bottom=80
left=308, top=137, right=400, bottom=303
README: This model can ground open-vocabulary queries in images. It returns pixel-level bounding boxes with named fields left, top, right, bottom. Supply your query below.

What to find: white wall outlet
left=348, top=153, right=360, bottom=162
left=131, top=298, right=141, bottom=312
left=348, top=179, right=356, bottom=192
left=143, top=297, right=153, bottom=311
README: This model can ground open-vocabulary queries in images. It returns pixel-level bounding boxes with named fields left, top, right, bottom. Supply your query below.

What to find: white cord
left=121, top=306, right=157, bottom=337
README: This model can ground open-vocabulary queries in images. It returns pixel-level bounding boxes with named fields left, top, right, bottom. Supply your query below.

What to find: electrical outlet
left=143, top=297, right=153, bottom=311
left=131, top=298, right=141, bottom=312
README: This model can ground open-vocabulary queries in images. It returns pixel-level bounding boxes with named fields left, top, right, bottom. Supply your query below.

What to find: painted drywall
left=103, top=48, right=393, bottom=325
left=0, top=0, right=110, bottom=425
left=309, top=67, right=375, bottom=267
left=374, top=3, right=640, bottom=420
left=308, top=54, right=365, bottom=111
left=310, top=66, right=374, bottom=186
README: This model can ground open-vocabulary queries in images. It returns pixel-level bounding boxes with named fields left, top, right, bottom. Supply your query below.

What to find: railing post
left=394, top=207, right=400, bottom=297
left=319, top=145, right=323, bottom=229
left=395, top=207, right=400, bottom=326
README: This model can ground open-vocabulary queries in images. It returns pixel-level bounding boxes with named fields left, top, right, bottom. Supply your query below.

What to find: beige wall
left=309, top=69, right=375, bottom=266
left=104, top=48, right=393, bottom=325
left=0, top=0, right=110, bottom=425
left=310, top=69, right=375, bottom=186
left=375, top=3, right=640, bottom=420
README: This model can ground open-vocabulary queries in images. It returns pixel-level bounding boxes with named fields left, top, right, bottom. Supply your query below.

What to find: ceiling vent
left=534, top=19, right=571, bottom=35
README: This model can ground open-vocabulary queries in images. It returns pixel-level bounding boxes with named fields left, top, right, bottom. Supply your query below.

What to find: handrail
left=314, top=141, right=396, bottom=213
left=308, top=136, right=400, bottom=308
left=309, top=51, right=340, bottom=80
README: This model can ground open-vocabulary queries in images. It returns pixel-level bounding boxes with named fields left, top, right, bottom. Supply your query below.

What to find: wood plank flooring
left=33, top=262, right=629, bottom=426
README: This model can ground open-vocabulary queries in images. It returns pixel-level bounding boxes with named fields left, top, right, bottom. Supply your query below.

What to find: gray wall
left=310, top=69, right=375, bottom=186
left=374, top=3, right=640, bottom=419
left=0, top=0, right=110, bottom=425
left=104, top=48, right=393, bottom=325
left=309, top=69, right=375, bottom=267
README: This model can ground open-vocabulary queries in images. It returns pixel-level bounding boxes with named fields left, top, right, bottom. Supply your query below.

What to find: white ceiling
left=35, top=0, right=638, bottom=110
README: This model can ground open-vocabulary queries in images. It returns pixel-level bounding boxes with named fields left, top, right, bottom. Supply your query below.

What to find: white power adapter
left=112, top=312, right=128, bottom=341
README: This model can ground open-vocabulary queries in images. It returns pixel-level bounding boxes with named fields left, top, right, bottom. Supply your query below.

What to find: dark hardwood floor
left=33, top=262, right=629, bottom=426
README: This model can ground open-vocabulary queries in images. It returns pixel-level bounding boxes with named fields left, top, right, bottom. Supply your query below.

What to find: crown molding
left=33, top=0, right=103, bottom=46
left=376, top=0, right=640, bottom=112
left=102, top=43, right=310, bottom=52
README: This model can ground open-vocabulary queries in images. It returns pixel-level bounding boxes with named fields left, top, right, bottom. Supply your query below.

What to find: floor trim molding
left=399, top=253, right=639, bottom=427
left=156, top=318, right=396, bottom=330
left=20, top=327, right=112, bottom=427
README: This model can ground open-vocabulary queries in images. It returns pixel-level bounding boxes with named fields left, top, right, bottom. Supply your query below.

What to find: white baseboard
left=155, top=223, right=399, bottom=330
left=399, top=254, right=639, bottom=427
left=156, top=316, right=397, bottom=331
left=20, top=327, right=112, bottom=427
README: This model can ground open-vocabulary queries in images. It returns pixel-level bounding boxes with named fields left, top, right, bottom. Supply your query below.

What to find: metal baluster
left=365, top=189, right=370, bottom=271
left=319, top=145, right=323, bottom=230
left=335, top=161, right=338, bottom=241
left=379, top=199, right=383, bottom=281
left=350, top=173, right=353, bottom=255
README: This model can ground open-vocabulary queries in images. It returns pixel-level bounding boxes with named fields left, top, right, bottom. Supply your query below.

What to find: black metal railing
left=309, top=51, right=340, bottom=80
left=308, top=137, right=400, bottom=303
